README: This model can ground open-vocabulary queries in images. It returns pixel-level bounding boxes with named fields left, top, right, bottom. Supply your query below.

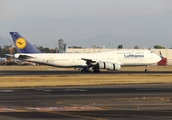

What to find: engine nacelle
left=98, top=62, right=121, bottom=71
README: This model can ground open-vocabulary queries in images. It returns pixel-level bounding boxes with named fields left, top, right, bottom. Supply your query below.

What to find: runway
left=0, top=70, right=172, bottom=76
left=0, top=84, right=172, bottom=120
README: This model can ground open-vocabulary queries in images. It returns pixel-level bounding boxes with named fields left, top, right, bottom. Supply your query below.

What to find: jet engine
left=98, top=62, right=121, bottom=71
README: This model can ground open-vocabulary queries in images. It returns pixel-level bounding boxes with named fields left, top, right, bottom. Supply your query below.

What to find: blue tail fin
left=10, top=32, right=42, bottom=53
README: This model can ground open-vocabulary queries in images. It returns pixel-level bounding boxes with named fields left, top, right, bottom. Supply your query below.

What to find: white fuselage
left=14, top=50, right=161, bottom=69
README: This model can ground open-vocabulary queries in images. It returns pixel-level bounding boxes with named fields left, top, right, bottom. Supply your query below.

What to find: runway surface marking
left=0, top=106, right=101, bottom=112
left=0, top=90, right=14, bottom=92
left=43, top=89, right=89, bottom=92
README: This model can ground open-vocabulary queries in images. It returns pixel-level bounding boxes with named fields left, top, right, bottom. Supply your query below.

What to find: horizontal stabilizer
left=5, top=54, right=14, bottom=57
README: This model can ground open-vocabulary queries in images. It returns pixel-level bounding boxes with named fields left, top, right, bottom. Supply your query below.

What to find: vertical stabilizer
left=9, top=32, right=41, bottom=53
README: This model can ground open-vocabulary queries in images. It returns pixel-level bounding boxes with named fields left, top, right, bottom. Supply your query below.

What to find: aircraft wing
left=81, top=58, right=97, bottom=65
left=17, top=55, right=35, bottom=60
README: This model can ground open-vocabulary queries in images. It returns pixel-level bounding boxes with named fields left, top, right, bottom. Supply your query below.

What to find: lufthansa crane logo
left=15, top=38, right=27, bottom=49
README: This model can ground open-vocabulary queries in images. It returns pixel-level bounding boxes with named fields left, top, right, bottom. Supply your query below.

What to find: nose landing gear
left=145, top=65, right=149, bottom=72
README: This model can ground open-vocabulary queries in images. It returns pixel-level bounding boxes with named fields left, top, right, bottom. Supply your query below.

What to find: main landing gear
left=81, top=67, right=100, bottom=73
left=93, top=69, right=100, bottom=73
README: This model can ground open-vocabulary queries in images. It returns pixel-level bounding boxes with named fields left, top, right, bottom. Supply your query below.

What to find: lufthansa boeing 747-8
left=9, top=32, right=161, bottom=72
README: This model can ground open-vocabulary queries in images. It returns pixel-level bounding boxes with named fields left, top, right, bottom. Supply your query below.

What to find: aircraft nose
left=153, top=53, right=161, bottom=63
left=157, top=55, right=161, bottom=62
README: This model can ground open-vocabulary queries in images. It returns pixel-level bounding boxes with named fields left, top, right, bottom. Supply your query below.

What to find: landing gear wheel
left=145, top=69, right=148, bottom=72
left=93, top=69, right=100, bottom=73
left=81, top=68, right=90, bottom=73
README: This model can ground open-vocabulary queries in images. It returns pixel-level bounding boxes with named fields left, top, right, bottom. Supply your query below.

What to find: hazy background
left=0, top=0, right=172, bottom=48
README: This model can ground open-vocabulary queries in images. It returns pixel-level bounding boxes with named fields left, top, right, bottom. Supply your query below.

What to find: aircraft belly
left=53, top=60, right=86, bottom=67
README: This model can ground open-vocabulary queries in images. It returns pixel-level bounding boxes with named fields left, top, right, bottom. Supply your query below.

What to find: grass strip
left=0, top=74, right=172, bottom=88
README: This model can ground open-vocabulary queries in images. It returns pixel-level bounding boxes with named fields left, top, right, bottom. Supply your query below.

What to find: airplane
left=9, top=32, right=161, bottom=72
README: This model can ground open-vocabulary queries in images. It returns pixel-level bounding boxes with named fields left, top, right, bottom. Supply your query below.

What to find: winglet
left=9, top=32, right=42, bottom=53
